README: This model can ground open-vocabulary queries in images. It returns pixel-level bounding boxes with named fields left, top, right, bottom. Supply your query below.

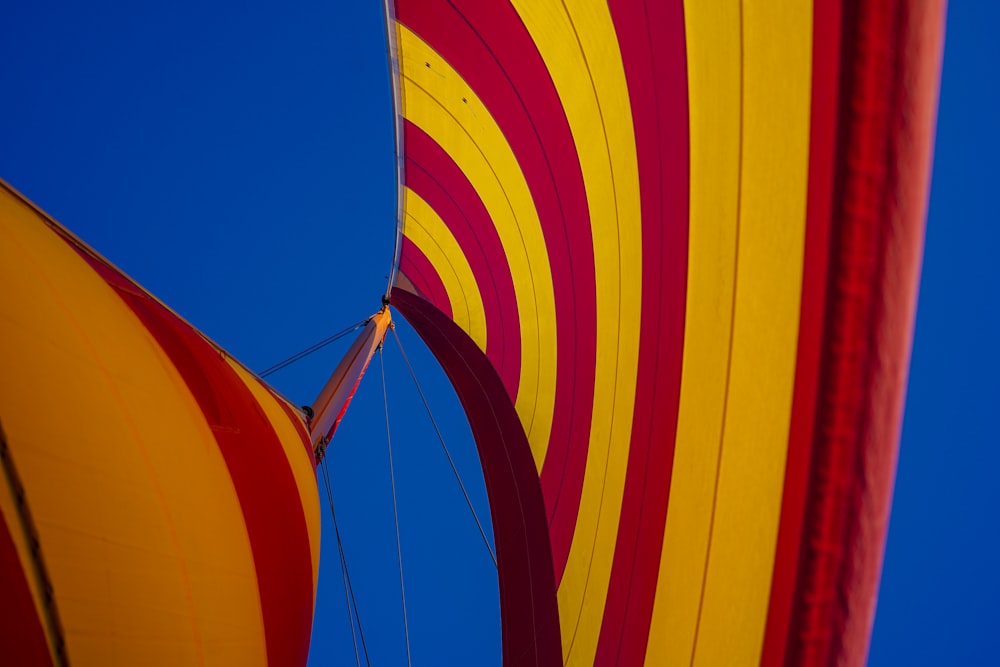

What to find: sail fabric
left=0, top=180, right=321, bottom=666
left=387, top=1, right=944, bottom=666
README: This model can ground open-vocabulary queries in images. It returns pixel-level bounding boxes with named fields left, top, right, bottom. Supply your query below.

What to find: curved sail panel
left=0, top=181, right=320, bottom=666
left=388, top=1, right=944, bottom=666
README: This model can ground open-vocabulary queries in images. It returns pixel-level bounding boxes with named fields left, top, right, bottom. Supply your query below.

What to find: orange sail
left=0, top=180, right=320, bottom=666
left=386, top=1, right=945, bottom=665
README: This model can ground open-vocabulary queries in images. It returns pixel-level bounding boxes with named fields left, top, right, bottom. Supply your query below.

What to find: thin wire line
left=380, top=347, right=412, bottom=667
left=321, top=461, right=361, bottom=667
left=258, top=319, right=368, bottom=378
left=322, top=464, right=360, bottom=667
left=391, top=326, right=497, bottom=567
left=320, top=458, right=371, bottom=666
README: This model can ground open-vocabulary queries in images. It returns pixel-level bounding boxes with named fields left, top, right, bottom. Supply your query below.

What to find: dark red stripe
left=596, top=1, right=689, bottom=664
left=399, top=236, right=453, bottom=320
left=760, top=2, right=842, bottom=666
left=830, top=5, right=943, bottom=660
left=404, top=123, right=520, bottom=394
left=779, top=1, right=944, bottom=665
left=397, top=0, right=598, bottom=583
left=76, top=252, right=315, bottom=667
left=0, top=483, right=55, bottom=666
left=393, top=289, right=561, bottom=667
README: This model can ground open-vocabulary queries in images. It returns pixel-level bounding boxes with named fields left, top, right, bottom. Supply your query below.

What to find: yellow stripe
left=644, top=2, right=743, bottom=664
left=398, top=25, right=556, bottom=470
left=693, top=3, right=811, bottom=663
left=645, top=2, right=813, bottom=664
left=225, top=360, right=322, bottom=599
left=0, top=189, right=267, bottom=666
left=401, top=187, right=488, bottom=352
left=509, top=2, right=643, bottom=663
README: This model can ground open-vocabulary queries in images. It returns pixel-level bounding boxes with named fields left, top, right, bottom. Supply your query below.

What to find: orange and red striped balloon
left=388, top=1, right=945, bottom=665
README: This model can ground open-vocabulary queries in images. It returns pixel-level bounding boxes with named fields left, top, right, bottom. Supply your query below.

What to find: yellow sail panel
left=688, top=2, right=812, bottom=664
left=645, top=2, right=743, bottom=663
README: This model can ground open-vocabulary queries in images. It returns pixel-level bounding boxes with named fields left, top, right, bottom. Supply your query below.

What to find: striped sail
left=387, top=2, right=945, bottom=665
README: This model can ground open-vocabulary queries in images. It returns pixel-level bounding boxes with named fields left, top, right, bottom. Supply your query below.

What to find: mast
left=309, top=307, right=393, bottom=459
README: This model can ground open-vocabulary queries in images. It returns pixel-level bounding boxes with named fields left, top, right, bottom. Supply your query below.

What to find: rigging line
left=390, top=326, right=498, bottom=568
left=320, top=458, right=371, bottom=667
left=258, top=319, right=369, bottom=378
left=321, top=460, right=360, bottom=667
left=321, top=462, right=360, bottom=667
left=380, top=347, right=412, bottom=667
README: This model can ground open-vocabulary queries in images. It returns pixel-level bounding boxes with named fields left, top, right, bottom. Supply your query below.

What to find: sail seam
left=0, top=421, right=69, bottom=667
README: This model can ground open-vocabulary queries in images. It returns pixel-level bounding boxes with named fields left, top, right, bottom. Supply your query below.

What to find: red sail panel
left=0, top=490, right=56, bottom=667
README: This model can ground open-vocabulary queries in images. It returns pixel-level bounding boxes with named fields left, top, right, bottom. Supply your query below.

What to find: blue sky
left=1, top=3, right=994, bottom=665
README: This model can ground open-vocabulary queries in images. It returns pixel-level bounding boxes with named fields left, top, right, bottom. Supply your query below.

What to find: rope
left=319, top=458, right=371, bottom=666
left=322, top=461, right=360, bottom=666
left=390, top=327, right=498, bottom=567
left=258, top=319, right=368, bottom=378
left=380, top=347, right=412, bottom=667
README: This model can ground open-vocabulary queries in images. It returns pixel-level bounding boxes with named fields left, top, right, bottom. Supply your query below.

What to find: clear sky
left=0, top=3, right=994, bottom=665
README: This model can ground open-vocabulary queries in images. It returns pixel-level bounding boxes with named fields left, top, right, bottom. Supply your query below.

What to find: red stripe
left=0, top=499, right=54, bottom=667
left=399, top=236, right=453, bottom=320
left=77, top=252, right=314, bottom=667
left=397, top=0, right=598, bottom=583
left=831, top=5, right=942, bottom=659
left=760, top=2, right=842, bottom=665
left=404, top=123, right=520, bottom=394
left=595, top=1, right=689, bottom=664
left=393, top=289, right=561, bottom=667
left=270, top=392, right=317, bottom=469
left=776, top=2, right=944, bottom=664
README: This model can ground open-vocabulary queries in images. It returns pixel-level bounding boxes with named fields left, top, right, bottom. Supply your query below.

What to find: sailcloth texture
left=387, top=1, right=945, bottom=665
left=0, top=180, right=321, bottom=666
